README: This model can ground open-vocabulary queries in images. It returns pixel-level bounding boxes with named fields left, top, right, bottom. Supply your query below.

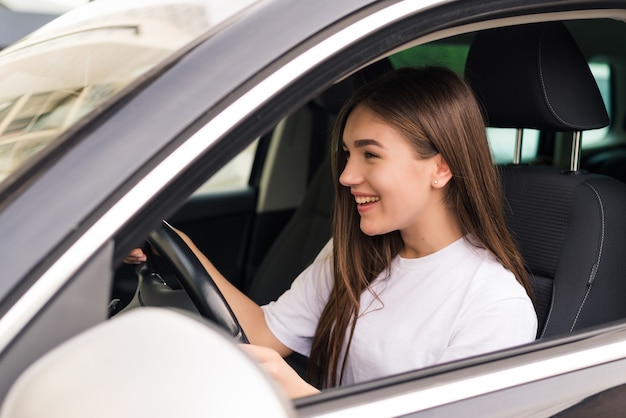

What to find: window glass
left=486, top=128, right=540, bottom=164
left=193, top=139, right=259, bottom=195
left=389, top=42, right=469, bottom=75
left=0, top=0, right=258, bottom=184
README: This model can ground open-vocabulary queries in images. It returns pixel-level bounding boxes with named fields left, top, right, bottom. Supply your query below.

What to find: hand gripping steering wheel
left=146, top=220, right=248, bottom=343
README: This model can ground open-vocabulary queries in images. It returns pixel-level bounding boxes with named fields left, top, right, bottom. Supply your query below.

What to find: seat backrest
left=465, top=22, right=626, bottom=338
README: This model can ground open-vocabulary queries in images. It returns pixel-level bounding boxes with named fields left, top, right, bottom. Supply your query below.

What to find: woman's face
left=339, top=105, right=447, bottom=237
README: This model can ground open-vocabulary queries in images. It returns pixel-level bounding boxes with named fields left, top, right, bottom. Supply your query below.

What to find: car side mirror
left=0, top=308, right=295, bottom=418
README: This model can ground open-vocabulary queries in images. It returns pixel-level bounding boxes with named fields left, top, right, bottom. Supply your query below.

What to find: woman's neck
left=399, top=208, right=463, bottom=258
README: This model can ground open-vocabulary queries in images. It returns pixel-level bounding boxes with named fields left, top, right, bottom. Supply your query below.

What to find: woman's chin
left=359, top=222, right=387, bottom=237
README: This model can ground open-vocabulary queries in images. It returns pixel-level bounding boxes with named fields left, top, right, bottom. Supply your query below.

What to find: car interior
left=108, top=15, right=626, bottom=385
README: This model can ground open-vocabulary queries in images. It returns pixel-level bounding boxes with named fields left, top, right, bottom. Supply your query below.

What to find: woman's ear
left=432, top=155, right=452, bottom=188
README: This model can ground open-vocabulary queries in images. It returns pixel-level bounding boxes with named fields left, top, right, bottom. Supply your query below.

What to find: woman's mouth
left=354, top=195, right=380, bottom=205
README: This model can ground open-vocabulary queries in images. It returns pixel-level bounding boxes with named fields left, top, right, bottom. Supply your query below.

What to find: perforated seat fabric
left=466, top=22, right=626, bottom=338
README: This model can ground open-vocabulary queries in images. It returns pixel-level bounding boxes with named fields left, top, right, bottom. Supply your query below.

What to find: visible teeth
left=355, top=196, right=380, bottom=204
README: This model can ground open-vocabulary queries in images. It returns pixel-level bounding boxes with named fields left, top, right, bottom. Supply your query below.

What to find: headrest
left=464, top=22, right=609, bottom=131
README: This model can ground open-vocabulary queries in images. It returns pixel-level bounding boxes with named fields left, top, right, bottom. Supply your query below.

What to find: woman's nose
left=339, top=159, right=361, bottom=187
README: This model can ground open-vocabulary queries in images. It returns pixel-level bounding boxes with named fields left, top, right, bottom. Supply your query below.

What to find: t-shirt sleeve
left=438, top=290, right=538, bottom=364
left=261, top=240, right=334, bottom=356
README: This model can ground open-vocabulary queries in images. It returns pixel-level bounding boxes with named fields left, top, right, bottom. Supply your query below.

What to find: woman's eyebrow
left=342, top=139, right=386, bottom=149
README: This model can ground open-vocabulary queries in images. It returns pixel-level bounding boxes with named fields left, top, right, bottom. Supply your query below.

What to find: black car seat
left=246, top=59, right=392, bottom=305
left=465, top=22, right=626, bottom=338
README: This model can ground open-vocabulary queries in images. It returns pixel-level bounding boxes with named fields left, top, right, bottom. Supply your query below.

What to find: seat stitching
left=539, top=289, right=555, bottom=339
left=570, top=182, right=605, bottom=332
left=537, top=26, right=589, bottom=130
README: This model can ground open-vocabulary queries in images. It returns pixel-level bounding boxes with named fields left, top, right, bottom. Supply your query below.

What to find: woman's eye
left=364, top=151, right=378, bottom=159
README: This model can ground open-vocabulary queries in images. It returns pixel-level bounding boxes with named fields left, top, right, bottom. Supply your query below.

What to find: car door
left=6, top=0, right=626, bottom=416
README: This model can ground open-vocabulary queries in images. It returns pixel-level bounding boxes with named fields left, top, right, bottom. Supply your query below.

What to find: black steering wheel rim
left=146, top=220, right=248, bottom=343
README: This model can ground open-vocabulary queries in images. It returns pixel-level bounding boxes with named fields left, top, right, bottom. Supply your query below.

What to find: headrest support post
left=570, top=131, right=582, bottom=172
left=513, top=128, right=523, bottom=165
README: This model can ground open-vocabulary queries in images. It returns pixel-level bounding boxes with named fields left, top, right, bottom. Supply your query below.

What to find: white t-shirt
left=261, top=237, right=537, bottom=386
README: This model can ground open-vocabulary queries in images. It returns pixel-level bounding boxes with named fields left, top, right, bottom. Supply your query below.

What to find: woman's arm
left=241, top=344, right=319, bottom=398
left=125, top=231, right=293, bottom=357
left=176, top=230, right=291, bottom=357
left=174, top=229, right=293, bottom=357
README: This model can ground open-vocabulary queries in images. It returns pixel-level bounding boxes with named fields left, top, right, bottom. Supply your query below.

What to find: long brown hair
left=307, top=66, right=533, bottom=389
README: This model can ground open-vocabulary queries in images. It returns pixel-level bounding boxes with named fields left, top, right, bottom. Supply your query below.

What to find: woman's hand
left=123, top=248, right=147, bottom=264
left=240, top=344, right=319, bottom=399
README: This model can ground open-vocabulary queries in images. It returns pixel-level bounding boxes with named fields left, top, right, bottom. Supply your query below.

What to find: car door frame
left=2, top=0, right=626, bottom=413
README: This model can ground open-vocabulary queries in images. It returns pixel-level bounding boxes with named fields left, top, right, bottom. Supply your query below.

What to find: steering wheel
left=145, top=220, right=248, bottom=343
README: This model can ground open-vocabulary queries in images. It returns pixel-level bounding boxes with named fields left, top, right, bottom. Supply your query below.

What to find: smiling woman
left=123, top=66, right=536, bottom=398
left=298, top=66, right=538, bottom=389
